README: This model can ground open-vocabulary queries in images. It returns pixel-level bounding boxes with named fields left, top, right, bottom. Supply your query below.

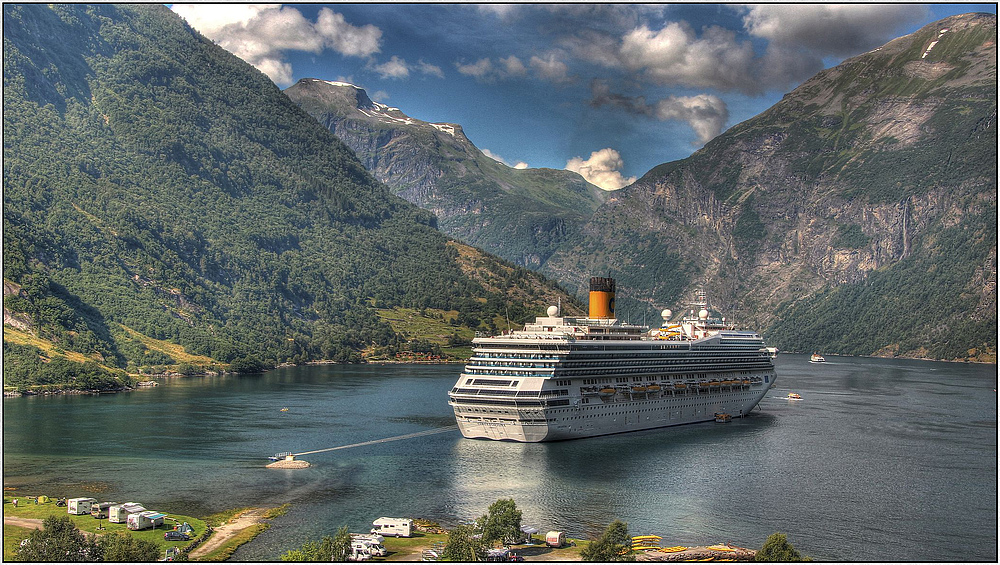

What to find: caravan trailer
left=66, top=497, right=97, bottom=515
left=370, top=517, right=413, bottom=538
left=90, top=502, right=118, bottom=519
left=109, top=503, right=146, bottom=523
left=127, top=511, right=166, bottom=530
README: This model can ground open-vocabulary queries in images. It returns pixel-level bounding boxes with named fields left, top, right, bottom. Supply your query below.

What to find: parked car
left=164, top=531, right=190, bottom=541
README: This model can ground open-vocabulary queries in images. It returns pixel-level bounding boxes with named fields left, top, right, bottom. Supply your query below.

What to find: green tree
left=581, top=520, right=631, bottom=562
left=281, top=527, right=352, bottom=562
left=756, top=532, right=810, bottom=562
left=96, top=531, right=159, bottom=562
left=477, top=498, right=522, bottom=546
left=14, top=515, right=99, bottom=562
left=330, top=526, right=353, bottom=562
left=442, top=524, right=485, bottom=562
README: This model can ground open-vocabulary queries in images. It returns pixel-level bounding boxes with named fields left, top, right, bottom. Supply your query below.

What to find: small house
left=66, top=497, right=97, bottom=515
left=109, top=503, right=146, bottom=523
left=127, top=510, right=166, bottom=531
left=90, top=502, right=118, bottom=519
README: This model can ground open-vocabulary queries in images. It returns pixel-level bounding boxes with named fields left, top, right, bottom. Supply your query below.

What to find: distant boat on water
left=810, top=353, right=826, bottom=363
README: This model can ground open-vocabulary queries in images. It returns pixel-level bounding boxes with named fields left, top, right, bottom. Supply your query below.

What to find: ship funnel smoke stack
left=588, top=276, right=616, bottom=319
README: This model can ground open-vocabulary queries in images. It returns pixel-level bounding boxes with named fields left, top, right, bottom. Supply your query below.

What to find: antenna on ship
left=505, top=306, right=512, bottom=334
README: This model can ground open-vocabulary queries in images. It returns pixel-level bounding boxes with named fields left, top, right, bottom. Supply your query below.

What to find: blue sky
left=172, top=3, right=995, bottom=189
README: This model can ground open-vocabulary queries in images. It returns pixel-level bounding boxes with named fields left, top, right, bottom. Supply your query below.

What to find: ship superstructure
left=448, top=277, right=776, bottom=442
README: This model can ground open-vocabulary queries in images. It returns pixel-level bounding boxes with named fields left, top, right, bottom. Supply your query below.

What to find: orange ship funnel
left=588, top=277, right=616, bottom=319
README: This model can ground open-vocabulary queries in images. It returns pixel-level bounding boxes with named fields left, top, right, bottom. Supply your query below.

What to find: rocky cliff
left=542, top=13, right=997, bottom=361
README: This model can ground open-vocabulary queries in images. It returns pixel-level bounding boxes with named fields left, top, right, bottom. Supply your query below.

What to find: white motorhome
left=109, top=503, right=146, bottom=523
left=370, top=517, right=412, bottom=538
left=350, top=534, right=386, bottom=557
left=66, top=497, right=97, bottom=515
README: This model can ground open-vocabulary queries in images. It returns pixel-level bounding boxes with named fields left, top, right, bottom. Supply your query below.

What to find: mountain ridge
left=541, top=12, right=996, bottom=361
left=2, top=3, right=582, bottom=388
left=285, top=78, right=609, bottom=268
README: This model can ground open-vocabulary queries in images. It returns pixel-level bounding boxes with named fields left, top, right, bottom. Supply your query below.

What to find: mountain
left=541, top=13, right=997, bottom=362
left=2, top=4, right=581, bottom=389
left=284, top=78, right=608, bottom=268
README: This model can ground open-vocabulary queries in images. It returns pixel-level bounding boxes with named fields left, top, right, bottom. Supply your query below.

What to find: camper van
left=127, top=510, right=166, bottom=531
left=66, top=497, right=97, bottom=515
left=370, top=517, right=413, bottom=538
left=90, top=502, right=117, bottom=519
left=109, top=503, right=146, bottom=523
left=350, top=534, right=386, bottom=557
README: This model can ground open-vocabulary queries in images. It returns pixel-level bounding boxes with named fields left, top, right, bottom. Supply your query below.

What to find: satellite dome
left=699, top=308, right=709, bottom=319
left=547, top=305, right=559, bottom=317
left=661, top=309, right=672, bottom=320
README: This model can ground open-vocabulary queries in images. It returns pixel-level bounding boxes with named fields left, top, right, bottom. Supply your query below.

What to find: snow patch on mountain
left=431, top=123, right=456, bottom=137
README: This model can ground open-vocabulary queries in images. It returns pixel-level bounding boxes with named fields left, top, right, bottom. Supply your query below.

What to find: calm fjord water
left=3, top=355, right=996, bottom=561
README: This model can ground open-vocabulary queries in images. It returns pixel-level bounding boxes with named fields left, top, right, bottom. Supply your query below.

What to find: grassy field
left=3, top=495, right=207, bottom=559
left=2, top=328, right=108, bottom=367
left=3, top=524, right=33, bottom=561
left=375, top=307, right=475, bottom=359
left=119, top=324, right=221, bottom=367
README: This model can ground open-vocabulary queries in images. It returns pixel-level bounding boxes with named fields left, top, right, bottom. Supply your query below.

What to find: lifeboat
left=673, top=383, right=686, bottom=389
left=707, top=381, right=721, bottom=387
left=715, top=413, right=732, bottom=423
left=631, top=386, right=647, bottom=393
left=599, top=388, right=616, bottom=396
left=646, top=385, right=661, bottom=391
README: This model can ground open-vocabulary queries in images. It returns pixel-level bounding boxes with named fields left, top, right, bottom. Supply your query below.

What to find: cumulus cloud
left=565, top=148, right=636, bottom=191
left=417, top=59, right=445, bottom=78
left=529, top=53, right=574, bottom=84
left=499, top=55, right=528, bottom=77
left=457, top=53, right=572, bottom=84
left=653, top=95, right=728, bottom=145
left=619, top=22, right=757, bottom=92
left=372, top=55, right=409, bottom=79
left=482, top=149, right=528, bottom=169
left=590, top=81, right=728, bottom=145
left=743, top=4, right=929, bottom=56
left=456, top=58, right=495, bottom=81
left=171, top=4, right=381, bottom=85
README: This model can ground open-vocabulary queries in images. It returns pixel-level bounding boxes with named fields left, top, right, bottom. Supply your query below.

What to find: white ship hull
left=454, top=382, right=771, bottom=441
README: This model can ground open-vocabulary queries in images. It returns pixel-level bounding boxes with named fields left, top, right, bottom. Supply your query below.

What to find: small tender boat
left=810, top=353, right=826, bottom=363
left=786, top=393, right=802, bottom=400
left=715, top=413, right=732, bottom=423
left=268, top=452, right=293, bottom=462
left=280, top=407, right=289, bottom=412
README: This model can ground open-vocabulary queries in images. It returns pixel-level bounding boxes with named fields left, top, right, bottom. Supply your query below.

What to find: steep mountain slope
left=2, top=4, right=580, bottom=387
left=285, top=79, right=608, bottom=268
left=542, top=13, right=996, bottom=361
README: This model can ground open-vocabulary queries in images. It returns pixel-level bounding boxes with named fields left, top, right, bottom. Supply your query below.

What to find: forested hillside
left=541, top=13, right=996, bottom=361
left=285, top=79, right=608, bottom=268
left=2, top=4, right=579, bottom=389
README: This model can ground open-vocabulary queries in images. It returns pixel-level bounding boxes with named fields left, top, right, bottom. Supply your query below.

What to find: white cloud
left=653, top=94, right=728, bottom=145
left=529, top=53, right=573, bottom=84
left=482, top=148, right=529, bottom=169
left=456, top=58, right=495, bottom=81
left=171, top=4, right=381, bottom=86
left=499, top=55, right=528, bottom=77
left=590, top=81, right=728, bottom=145
left=417, top=59, right=445, bottom=78
left=619, top=22, right=756, bottom=92
left=743, top=4, right=929, bottom=56
left=565, top=148, right=636, bottom=191
left=372, top=56, right=410, bottom=79
left=371, top=90, right=390, bottom=103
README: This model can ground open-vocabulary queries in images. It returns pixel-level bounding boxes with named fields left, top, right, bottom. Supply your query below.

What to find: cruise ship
left=448, top=277, right=777, bottom=442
